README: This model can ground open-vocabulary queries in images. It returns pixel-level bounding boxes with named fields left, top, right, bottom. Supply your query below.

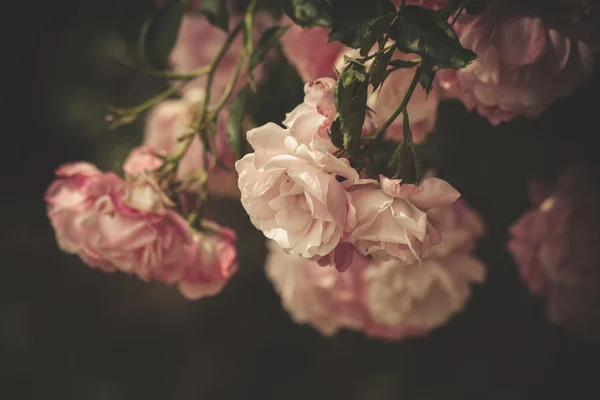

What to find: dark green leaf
left=282, top=0, right=333, bottom=27
left=335, top=63, right=369, bottom=158
left=329, top=117, right=344, bottom=149
left=118, top=0, right=157, bottom=56
left=143, top=0, right=186, bottom=69
left=197, top=0, right=230, bottom=31
left=377, top=0, right=397, bottom=16
left=249, top=25, right=290, bottom=73
left=227, top=89, right=248, bottom=156
left=417, top=65, right=436, bottom=96
left=329, top=14, right=394, bottom=55
left=393, top=5, right=476, bottom=70
left=370, top=46, right=395, bottom=90
left=388, top=59, right=420, bottom=69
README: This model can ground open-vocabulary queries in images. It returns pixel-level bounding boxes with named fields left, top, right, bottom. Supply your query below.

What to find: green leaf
left=118, top=0, right=157, bottom=55
left=227, top=89, right=248, bottom=156
left=248, top=25, right=290, bottom=74
left=417, top=65, right=436, bottom=96
left=388, top=59, right=421, bottom=69
left=370, top=46, right=395, bottom=90
left=143, top=0, right=186, bottom=69
left=329, top=13, right=394, bottom=55
left=197, top=0, right=230, bottom=31
left=329, top=116, right=344, bottom=149
left=377, top=0, right=397, bottom=16
left=281, top=0, right=333, bottom=28
left=335, top=63, right=369, bottom=158
left=393, top=5, right=476, bottom=70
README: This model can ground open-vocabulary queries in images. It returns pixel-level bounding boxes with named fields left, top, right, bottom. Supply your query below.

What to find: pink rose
left=279, top=17, right=342, bottom=82
left=344, top=175, right=460, bottom=263
left=363, top=253, right=485, bottom=334
left=507, top=167, right=600, bottom=337
left=265, top=240, right=368, bottom=336
left=171, top=13, right=274, bottom=98
left=45, top=162, right=196, bottom=283
left=142, top=89, right=239, bottom=198
left=438, top=0, right=598, bottom=125
left=236, top=122, right=358, bottom=259
left=334, top=47, right=439, bottom=144
left=178, top=221, right=238, bottom=300
left=45, top=162, right=103, bottom=255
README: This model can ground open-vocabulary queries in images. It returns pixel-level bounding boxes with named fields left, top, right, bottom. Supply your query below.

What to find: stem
left=450, top=5, right=466, bottom=27
left=210, top=49, right=246, bottom=123
left=361, top=63, right=422, bottom=141
left=196, top=20, right=245, bottom=134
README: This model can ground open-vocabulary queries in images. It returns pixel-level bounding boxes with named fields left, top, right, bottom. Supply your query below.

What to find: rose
left=344, top=175, right=461, bottom=263
left=45, top=161, right=196, bottom=283
left=438, top=0, right=598, bottom=125
left=363, top=253, right=486, bottom=333
left=236, top=121, right=359, bottom=259
left=279, top=17, right=343, bottom=82
left=507, top=167, right=600, bottom=337
left=140, top=89, right=239, bottom=198
left=265, top=240, right=368, bottom=336
left=178, top=221, right=238, bottom=300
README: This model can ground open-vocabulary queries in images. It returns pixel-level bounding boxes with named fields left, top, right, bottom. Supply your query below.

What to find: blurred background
left=3, top=0, right=600, bottom=399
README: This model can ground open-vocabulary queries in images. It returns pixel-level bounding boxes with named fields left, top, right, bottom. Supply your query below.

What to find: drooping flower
left=438, top=0, right=598, bottom=124
left=265, top=198, right=486, bottom=340
left=178, top=221, right=238, bottom=300
left=507, top=166, right=600, bottom=337
left=236, top=121, right=359, bottom=260
left=344, top=175, right=461, bottom=263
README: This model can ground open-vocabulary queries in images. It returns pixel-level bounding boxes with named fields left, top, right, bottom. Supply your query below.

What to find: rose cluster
left=265, top=198, right=486, bottom=339
left=236, top=78, right=462, bottom=273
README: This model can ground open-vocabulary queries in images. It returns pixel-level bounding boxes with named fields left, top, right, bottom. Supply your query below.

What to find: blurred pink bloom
left=171, top=12, right=274, bottom=99
left=45, top=162, right=195, bottom=282
left=343, top=175, right=461, bottom=263
left=438, top=0, right=598, bottom=124
left=236, top=121, right=359, bottom=260
left=279, top=17, right=342, bottom=82
left=265, top=200, right=486, bottom=339
left=142, top=89, right=239, bottom=198
left=178, top=221, right=238, bottom=300
left=508, top=167, right=600, bottom=337
left=265, top=240, right=368, bottom=336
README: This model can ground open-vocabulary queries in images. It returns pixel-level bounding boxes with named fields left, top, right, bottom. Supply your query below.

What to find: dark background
left=3, top=1, right=600, bottom=399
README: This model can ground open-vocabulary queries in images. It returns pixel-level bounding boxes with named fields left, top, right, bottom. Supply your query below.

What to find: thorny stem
left=361, top=63, right=423, bottom=141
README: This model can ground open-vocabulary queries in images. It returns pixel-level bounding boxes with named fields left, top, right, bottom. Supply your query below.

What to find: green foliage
left=197, top=0, right=230, bottom=31
left=248, top=25, right=290, bottom=74
left=393, top=6, right=476, bottom=71
left=143, top=0, right=186, bottom=69
left=335, top=62, right=369, bottom=159
left=281, top=0, right=333, bottom=27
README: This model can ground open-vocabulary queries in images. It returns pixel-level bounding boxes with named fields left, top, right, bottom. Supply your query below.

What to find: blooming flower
left=236, top=121, right=358, bottom=259
left=507, top=167, right=600, bottom=337
left=344, top=175, right=461, bottom=263
left=438, top=0, right=598, bottom=124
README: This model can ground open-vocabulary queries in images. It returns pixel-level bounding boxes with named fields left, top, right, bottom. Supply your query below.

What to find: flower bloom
left=265, top=199, right=486, bottom=339
left=344, top=175, right=461, bottom=263
left=45, top=161, right=237, bottom=299
left=142, top=89, right=239, bottom=198
left=279, top=17, right=342, bottom=82
left=178, top=221, right=238, bottom=300
left=508, top=167, right=600, bottom=337
left=236, top=121, right=359, bottom=259
left=438, top=0, right=598, bottom=124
